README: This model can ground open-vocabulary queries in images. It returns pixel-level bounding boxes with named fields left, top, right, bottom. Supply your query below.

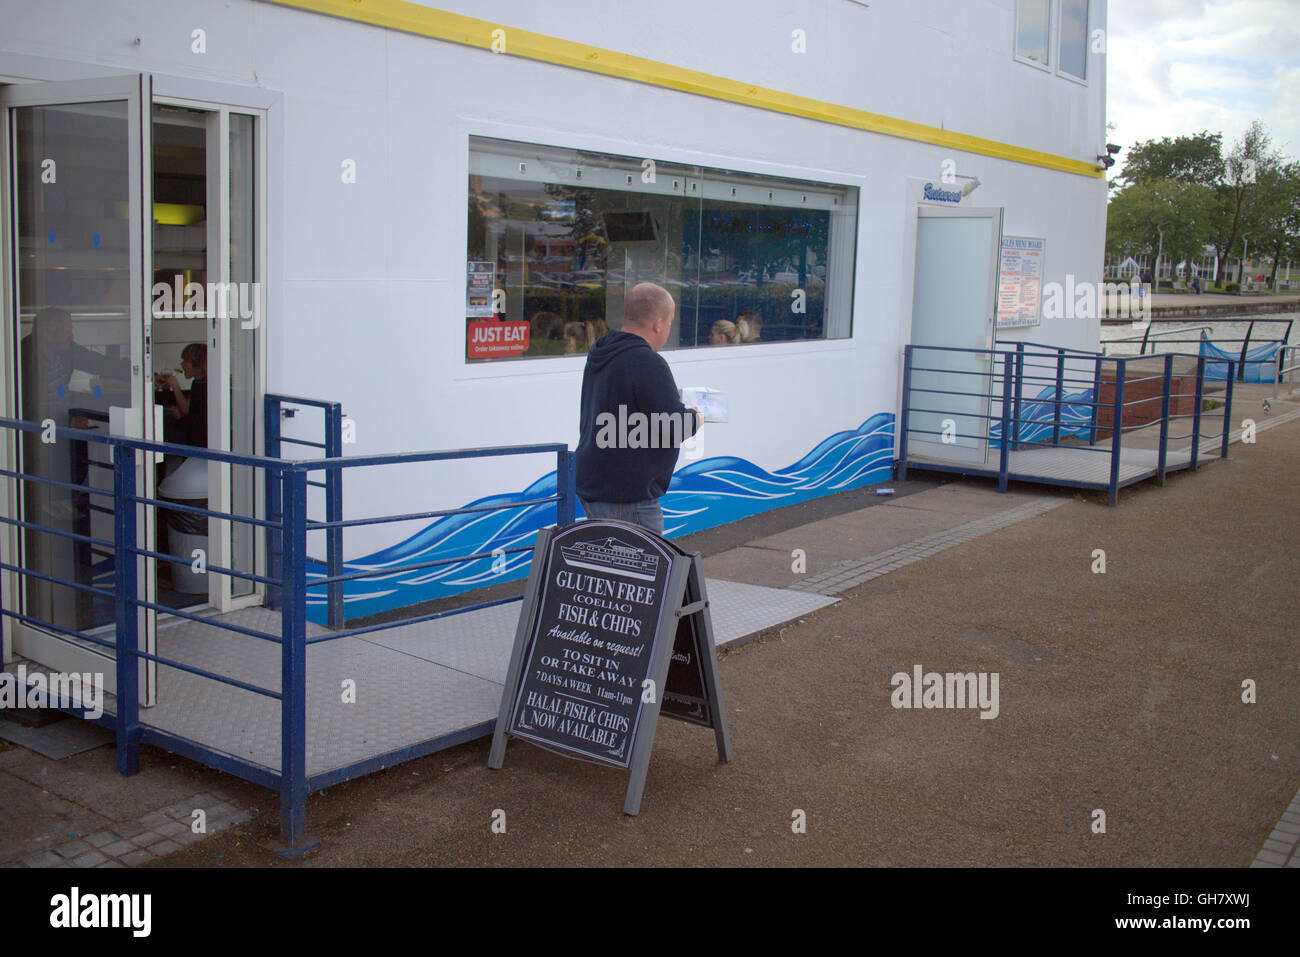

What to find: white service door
left=907, top=205, right=1003, bottom=465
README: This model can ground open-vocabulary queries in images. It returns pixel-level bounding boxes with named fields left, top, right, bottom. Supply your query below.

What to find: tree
left=1206, top=121, right=1282, bottom=284
left=1118, top=131, right=1224, bottom=188
left=1106, top=178, right=1214, bottom=278
left=1252, top=162, right=1300, bottom=287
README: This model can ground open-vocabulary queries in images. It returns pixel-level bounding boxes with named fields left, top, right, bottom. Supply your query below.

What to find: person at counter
left=155, top=343, right=208, bottom=448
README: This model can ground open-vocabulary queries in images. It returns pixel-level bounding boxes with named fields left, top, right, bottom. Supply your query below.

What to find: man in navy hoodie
left=575, top=282, right=702, bottom=535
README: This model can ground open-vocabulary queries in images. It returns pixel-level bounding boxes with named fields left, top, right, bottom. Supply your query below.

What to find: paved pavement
left=2, top=412, right=1298, bottom=867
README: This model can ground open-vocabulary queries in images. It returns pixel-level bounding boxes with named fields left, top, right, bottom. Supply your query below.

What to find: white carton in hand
left=680, top=387, right=728, bottom=423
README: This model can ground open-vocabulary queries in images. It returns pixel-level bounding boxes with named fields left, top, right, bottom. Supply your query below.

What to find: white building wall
left=1, top=0, right=1108, bottom=564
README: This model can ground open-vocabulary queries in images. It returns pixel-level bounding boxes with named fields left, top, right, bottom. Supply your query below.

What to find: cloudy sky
left=1107, top=0, right=1300, bottom=178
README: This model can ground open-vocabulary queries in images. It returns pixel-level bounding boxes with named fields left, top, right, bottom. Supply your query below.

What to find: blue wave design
left=304, top=414, right=895, bottom=622
left=990, top=386, right=1095, bottom=448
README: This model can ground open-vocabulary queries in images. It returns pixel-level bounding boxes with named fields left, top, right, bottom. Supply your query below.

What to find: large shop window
left=465, top=137, right=858, bottom=361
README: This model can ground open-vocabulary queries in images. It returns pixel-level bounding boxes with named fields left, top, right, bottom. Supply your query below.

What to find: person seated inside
left=564, top=321, right=590, bottom=354
left=155, top=343, right=208, bottom=448
left=737, top=311, right=763, bottom=342
left=531, top=310, right=563, bottom=343
left=709, top=319, right=742, bottom=345
left=21, top=306, right=129, bottom=428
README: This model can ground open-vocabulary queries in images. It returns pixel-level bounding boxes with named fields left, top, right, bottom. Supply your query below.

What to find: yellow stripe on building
left=261, top=0, right=1104, bottom=179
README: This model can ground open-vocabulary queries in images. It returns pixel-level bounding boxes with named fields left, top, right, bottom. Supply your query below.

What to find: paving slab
left=0, top=771, right=115, bottom=865
left=876, top=484, right=1052, bottom=516
left=0, top=743, right=239, bottom=821
left=0, top=717, right=114, bottom=759
left=749, top=486, right=1051, bottom=553
left=704, top=487, right=1061, bottom=589
left=706, top=508, right=958, bottom=587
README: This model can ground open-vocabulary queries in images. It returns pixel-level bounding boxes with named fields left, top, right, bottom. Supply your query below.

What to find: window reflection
left=1016, top=0, right=1052, bottom=66
left=466, top=137, right=856, bottom=361
left=1058, top=0, right=1089, bottom=80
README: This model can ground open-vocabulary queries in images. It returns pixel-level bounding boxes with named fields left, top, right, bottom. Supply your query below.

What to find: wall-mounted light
left=952, top=174, right=981, bottom=197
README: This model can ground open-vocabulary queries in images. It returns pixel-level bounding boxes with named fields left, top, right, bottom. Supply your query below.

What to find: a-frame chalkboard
left=488, top=520, right=731, bottom=814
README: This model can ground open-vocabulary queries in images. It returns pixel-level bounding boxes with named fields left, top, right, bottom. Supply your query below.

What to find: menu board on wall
left=997, top=237, right=1045, bottom=328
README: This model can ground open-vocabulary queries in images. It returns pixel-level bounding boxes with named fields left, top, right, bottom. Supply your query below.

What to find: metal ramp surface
left=61, top=581, right=834, bottom=778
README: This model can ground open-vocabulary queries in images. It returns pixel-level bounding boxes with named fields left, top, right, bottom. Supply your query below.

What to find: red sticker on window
left=467, top=320, right=530, bottom=358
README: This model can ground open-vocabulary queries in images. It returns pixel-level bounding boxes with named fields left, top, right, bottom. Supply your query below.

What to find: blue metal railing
left=265, top=394, right=343, bottom=627
left=897, top=343, right=1236, bottom=504
left=0, top=413, right=574, bottom=849
left=1100, top=316, right=1294, bottom=380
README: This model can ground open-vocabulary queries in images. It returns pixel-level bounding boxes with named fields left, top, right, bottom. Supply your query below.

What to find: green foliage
left=1119, top=131, right=1224, bottom=187
left=1108, top=121, right=1300, bottom=285
left=1105, top=178, right=1214, bottom=266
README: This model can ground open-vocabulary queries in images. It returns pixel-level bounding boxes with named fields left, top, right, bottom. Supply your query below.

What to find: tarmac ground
left=3, top=413, right=1298, bottom=868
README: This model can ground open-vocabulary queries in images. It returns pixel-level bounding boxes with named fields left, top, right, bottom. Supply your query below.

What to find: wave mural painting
left=304, top=414, right=895, bottom=622
left=989, top=386, right=1095, bottom=449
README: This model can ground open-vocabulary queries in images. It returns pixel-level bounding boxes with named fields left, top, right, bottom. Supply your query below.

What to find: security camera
left=1106, top=143, right=1121, bottom=155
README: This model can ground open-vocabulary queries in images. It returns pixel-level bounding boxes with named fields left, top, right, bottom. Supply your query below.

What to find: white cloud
left=1108, top=0, right=1300, bottom=173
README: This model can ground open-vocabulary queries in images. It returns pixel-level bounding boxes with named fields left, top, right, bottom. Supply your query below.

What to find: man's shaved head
left=623, top=282, right=675, bottom=328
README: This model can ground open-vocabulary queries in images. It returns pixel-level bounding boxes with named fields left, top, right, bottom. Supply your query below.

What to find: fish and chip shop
left=0, top=0, right=1113, bottom=845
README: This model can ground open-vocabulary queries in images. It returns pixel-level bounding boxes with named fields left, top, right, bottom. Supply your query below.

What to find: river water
left=1099, top=312, right=1300, bottom=358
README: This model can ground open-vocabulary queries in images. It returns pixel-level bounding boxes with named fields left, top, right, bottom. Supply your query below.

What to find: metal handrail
left=1276, top=345, right=1300, bottom=399
left=265, top=394, right=344, bottom=627
left=1104, top=325, right=1216, bottom=345
left=898, top=345, right=1236, bottom=504
left=0, top=414, right=577, bottom=851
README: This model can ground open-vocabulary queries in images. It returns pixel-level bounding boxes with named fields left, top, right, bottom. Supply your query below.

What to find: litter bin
left=158, top=456, right=208, bottom=595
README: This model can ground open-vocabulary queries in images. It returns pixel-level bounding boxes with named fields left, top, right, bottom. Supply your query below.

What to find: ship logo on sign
left=559, top=537, right=661, bottom=582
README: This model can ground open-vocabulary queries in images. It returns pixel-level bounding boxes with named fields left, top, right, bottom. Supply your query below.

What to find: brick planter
left=1094, top=373, right=1197, bottom=442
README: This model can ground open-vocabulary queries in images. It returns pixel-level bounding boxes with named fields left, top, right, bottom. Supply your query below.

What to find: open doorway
left=149, top=102, right=260, bottom=614
left=2, top=77, right=264, bottom=699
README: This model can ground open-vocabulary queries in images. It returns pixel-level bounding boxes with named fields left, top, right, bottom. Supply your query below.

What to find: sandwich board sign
left=488, top=520, right=731, bottom=814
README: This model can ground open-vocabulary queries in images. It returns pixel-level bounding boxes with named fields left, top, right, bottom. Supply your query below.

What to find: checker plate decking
left=46, top=581, right=834, bottom=777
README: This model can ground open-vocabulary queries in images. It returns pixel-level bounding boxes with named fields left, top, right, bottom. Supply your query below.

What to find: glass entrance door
left=2, top=75, right=158, bottom=701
